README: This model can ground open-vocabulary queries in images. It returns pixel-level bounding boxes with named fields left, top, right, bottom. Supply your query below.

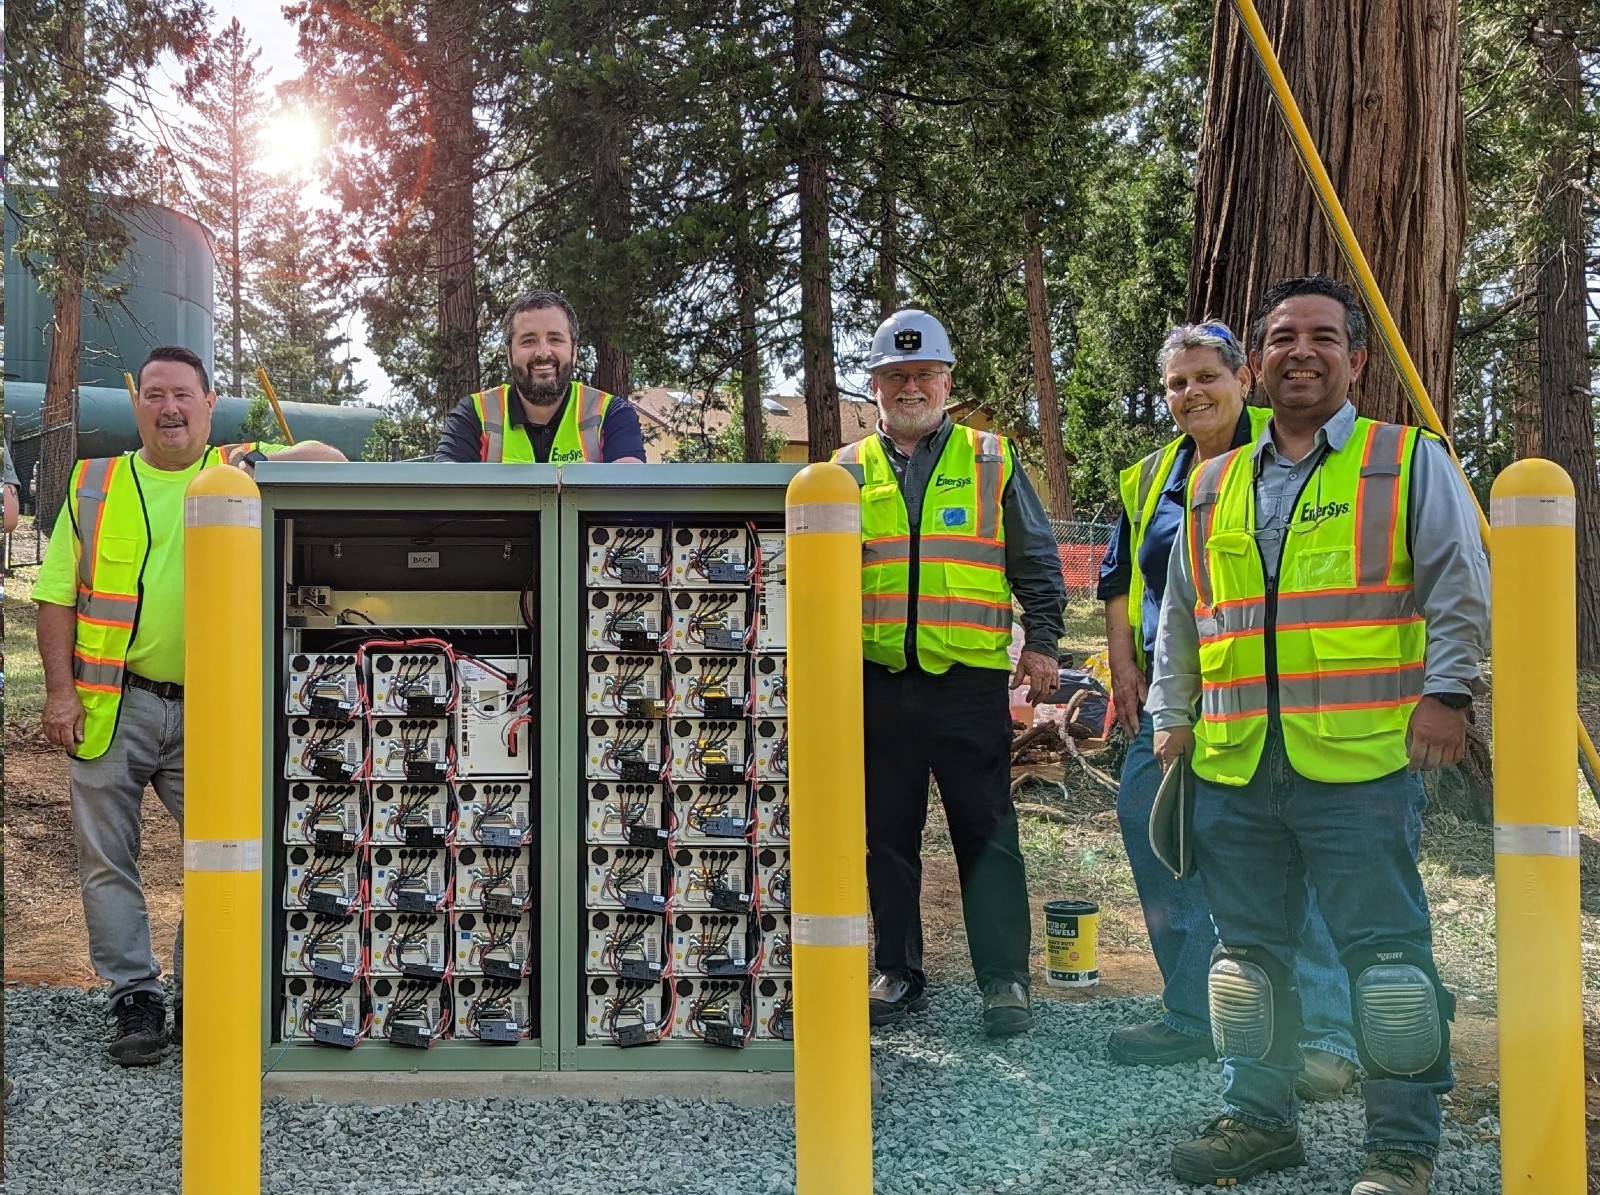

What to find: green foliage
left=664, top=399, right=785, bottom=463
left=238, top=395, right=288, bottom=445
left=361, top=396, right=439, bottom=461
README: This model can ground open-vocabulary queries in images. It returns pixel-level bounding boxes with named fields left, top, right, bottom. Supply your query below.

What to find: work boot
left=868, top=972, right=928, bottom=1027
left=980, top=978, right=1033, bottom=1037
left=1107, top=1020, right=1217, bottom=1066
left=1170, top=1116, right=1306, bottom=1186
left=1350, top=1150, right=1434, bottom=1195
left=1296, top=1047, right=1359, bottom=1101
left=170, top=996, right=183, bottom=1047
left=108, top=991, right=168, bottom=1068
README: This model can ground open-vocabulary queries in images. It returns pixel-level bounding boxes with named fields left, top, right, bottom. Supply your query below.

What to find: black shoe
left=108, top=991, right=168, bottom=1067
left=868, top=972, right=928, bottom=1026
left=170, top=996, right=182, bottom=1047
left=1108, top=1020, right=1217, bottom=1066
left=1171, top=1116, right=1306, bottom=1185
left=981, top=978, right=1034, bottom=1037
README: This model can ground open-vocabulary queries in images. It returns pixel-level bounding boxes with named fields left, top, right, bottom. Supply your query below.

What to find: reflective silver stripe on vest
left=974, top=431, right=1005, bottom=539
left=916, top=595, right=1012, bottom=632
left=862, top=535, right=1006, bottom=569
left=73, top=656, right=125, bottom=689
left=74, top=458, right=117, bottom=593
left=77, top=590, right=138, bottom=626
left=1203, top=589, right=1421, bottom=639
left=1356, top=423, right=1407, bottom=588
left=1201, top=679, right=1270, bottom=721
left=1277, top=664, right=1425, bottom=712
left=862, top=593, right=909, bottom=623
left=477, top=386, right=507, bottom=462
left=576, top=384, right=606, bottom=460
left=1131, top=450, right=1166, bottom=532
left=1189, top=453, right=1235, bottom=610
left=835, top=441, right=865, bottom=465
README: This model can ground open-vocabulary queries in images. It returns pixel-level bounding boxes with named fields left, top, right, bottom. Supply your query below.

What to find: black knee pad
left=1208, top=943, right=1300, bottom=1066
left=1345, top=941, right=1454, bottom=1082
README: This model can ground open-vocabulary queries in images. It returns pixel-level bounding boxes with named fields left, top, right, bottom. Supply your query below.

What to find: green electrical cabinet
left=255, top=462, right=802, bottom=1076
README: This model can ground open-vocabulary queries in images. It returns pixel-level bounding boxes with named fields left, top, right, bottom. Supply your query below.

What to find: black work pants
left=863, top=660, right=1031, bottom=987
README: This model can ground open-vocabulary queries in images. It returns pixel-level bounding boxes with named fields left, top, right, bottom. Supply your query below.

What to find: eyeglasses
left=878, top=369, right=949, bottom=389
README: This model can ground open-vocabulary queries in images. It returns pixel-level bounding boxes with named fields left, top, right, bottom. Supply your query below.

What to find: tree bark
left=1533, top=11, right=1600, bottom=667
left=590, top=112, right=633, bottom=399
left=1188, top=0, right=1465, bottom=429
left=738, top=258, right=765, bottom=463
left=877, top=96, right=899, bottom=322
left=1022, top=210, right=1073, bottom=519
left=428, top=0, right=480, bottom=417
left=794, top=0, right=841, bottom=461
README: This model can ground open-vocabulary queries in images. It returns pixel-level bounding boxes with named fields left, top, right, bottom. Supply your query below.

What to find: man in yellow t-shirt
left=34, top=345, right=346, bottom=1066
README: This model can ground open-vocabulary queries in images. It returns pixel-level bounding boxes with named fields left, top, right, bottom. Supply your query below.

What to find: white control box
left=670, top=524, right=755, bottom=587
left=281, top=978, right=364, bottom=1044
left=584, top=718, right=665, bottom=781
left=452, top=910, right=535, bottom=979
left=453, top=846, right=534, bottom=914
left=755, top=582, right=787, bottom=652
left=285, top=652, right=362, bottom=718
left=585, top=654, right=668, bottom=717
left=369, top=782, right=451, bottom=847
left=672, top=977, right=751, bottom=1042
left=759, top=911, right=793, bottom=975
left=585, top=909, right=668, bottom=981
left=283, top=781, right=365, bottom=849
left=585, top=845, right=668, bottom=914
left=282, top=911, right=364, bottom=984
left=455, top=780, right=534, bottom=848
left=671, top=845, right=753, bottom=913
left=754, top=976, right=794, bottom=1041
left=587, top=524, right=668, bottom=587
left=368, top=650, right=453, bottom=717
left=584, top=781, right=667, bottom=846
left=454, top=976, right=532, bottom=1042
left=283, top=847, right=365, bottom=916
left=671, top=911, right=755, bottom=978
left=757, top=531, right=786, bottom=585
left=368, top=975, right=450, bottom=1045
left=671, top=783, right=751, bottom=843
left=757, top=847, right=792, bottom=909
left=668, top=590, right=752, bottom=653
left=752, top=654, right=787, bottom=715
left=584, top=977, right=671, bottom=1044
left=755, top=783, right=789, bottom=842
left=667, top=654, right=748, bottom=717
left=369, top=911, right=451, bottom=978
left=369, top=717, right=451, bottom=781
left=668, top=718, right=748, bottom=782
left=369, top=847, right=450, bottom=913
left=753, top=718, right=789, bottom=781
left=285, top=717, right=364, bottom=782
left=586, top=589, right=666, bottom=653
left=456, top=655, right=533, bottom=777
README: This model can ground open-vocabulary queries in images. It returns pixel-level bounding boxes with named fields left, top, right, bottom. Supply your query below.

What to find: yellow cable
left=254, top=366, right=298, bottom=445
left=1230, top=0, right=1600, bottom=787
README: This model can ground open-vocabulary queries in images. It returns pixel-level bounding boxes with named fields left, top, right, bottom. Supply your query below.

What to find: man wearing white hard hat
left=835, top=308, right=1066, bottom=1036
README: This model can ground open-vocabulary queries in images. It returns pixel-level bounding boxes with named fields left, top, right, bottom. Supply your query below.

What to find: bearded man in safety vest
left=1149, top=276, right=1488, bottom=1195
left=36, top=345, right=346, bottom=1067
left=834, top=309, right=1066, bottom=1037
left=434, top=290, right=646, bottom=464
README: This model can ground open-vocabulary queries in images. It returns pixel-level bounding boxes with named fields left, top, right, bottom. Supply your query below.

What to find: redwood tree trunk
left=877, top=97, right=899, bottom=322
left=1022, top=211, right=1073, bottom=519
left=794, top=0, right=841, bottom=460
left=738, top=258, right=765, bottom=462
left=1188, top=0, right=1465, bottom=428
left=429, top=0, right=480, bottom=417
left=41, top=271, right=83, bottom=528
left=1534, top=11, right=1600, bottom=667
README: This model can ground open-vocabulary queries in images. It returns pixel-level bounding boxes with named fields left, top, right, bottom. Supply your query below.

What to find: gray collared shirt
left=875, top=416, right=1066, bottom=665
left=1148, top=401, right=1489, bottom=729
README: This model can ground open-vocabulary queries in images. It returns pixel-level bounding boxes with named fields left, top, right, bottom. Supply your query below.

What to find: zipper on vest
left=1262, top=449, right=1328, bottom=724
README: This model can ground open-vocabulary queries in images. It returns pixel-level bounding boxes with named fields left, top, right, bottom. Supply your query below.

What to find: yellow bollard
left=1490, top=458, right=1587, bottom=1192
left=182, top=464, right=264, bottom=1195
left=786, top=462, right=872, bottom=1195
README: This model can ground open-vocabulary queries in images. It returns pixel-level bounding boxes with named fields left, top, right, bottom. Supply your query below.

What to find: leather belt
left=125, top=673, right=184, bottom=701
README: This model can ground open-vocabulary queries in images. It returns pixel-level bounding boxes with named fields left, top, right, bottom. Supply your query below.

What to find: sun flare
left=259, top=111, right=325, bottom=177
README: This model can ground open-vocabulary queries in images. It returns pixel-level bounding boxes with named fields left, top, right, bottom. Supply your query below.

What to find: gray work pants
left=69, top=683, right=185, bottom=1003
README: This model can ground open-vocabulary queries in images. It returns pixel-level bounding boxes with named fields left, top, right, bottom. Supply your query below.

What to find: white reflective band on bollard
left=184, top=839, right=263, bottom=872
left=791, top=913, right=869, bottom=947
left=786, top=502, right=860, bottom=536
left=1493, top=824, right=1578, bottom=858
left=1490, top=494, right=1575, bottom=528
left=185, top=495, right=262, bottom=529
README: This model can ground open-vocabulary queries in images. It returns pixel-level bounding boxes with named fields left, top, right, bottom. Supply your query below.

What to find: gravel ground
left=4, top=983, right=1502, bottom=1194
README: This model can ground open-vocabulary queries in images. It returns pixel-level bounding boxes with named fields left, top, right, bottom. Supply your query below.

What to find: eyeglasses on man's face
left=878, top=369, right=949, bottom=390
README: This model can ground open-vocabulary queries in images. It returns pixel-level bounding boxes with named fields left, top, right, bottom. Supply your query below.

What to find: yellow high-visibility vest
left=1184, top=416, right=1426, bottom=785
left=470, top=382, right=613, bottom=462
left=834, top=425, right=1015, bottom=673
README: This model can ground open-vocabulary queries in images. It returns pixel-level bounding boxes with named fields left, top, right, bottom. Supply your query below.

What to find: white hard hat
left=866, top=309, right=956, bottom=370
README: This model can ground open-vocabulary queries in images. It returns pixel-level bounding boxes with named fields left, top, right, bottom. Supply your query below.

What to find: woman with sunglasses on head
left=1095, top=320, right=1360, bottom=1098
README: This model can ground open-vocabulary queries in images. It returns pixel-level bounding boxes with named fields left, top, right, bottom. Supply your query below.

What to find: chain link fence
left=1050, top=516, right=1115, bottom=597
left=3, top=408, right=70, bottom=570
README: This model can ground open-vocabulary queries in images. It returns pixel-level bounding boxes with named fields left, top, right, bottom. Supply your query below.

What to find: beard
left=878, top=396, right=944, bottom=442
left=510, top=355, right=575, bottom=406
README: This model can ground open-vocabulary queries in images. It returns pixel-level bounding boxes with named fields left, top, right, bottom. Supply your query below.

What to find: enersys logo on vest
left=1299, top=499, right=1351, bottom=523
left=934, top=475, right=972, bottom=490
left=551, top=448, right=585, bottom=463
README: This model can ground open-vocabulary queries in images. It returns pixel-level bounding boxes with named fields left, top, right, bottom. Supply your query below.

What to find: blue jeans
left=1192, top=729, right=1453, bottom=1158
left=1117, top=713, right=1357, bottom=1060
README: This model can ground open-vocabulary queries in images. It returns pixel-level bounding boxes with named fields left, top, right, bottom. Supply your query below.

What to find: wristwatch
left=240, top=449, right=269, bottom=469
left=1427, top=691, right=1472, bottom=711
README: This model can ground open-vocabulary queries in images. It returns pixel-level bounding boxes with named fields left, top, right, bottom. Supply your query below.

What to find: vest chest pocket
left=1306, top=623, right=1405, bottom=738
left=90, top=534, right=142, bottom=593
left=1284, top=544, right=1355, bottom=592
left=1204, top=529, right=1257, bottom=596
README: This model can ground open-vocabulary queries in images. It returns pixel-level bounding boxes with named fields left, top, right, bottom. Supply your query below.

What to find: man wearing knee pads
left=1148, top=276, right=1487, bottom=1195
